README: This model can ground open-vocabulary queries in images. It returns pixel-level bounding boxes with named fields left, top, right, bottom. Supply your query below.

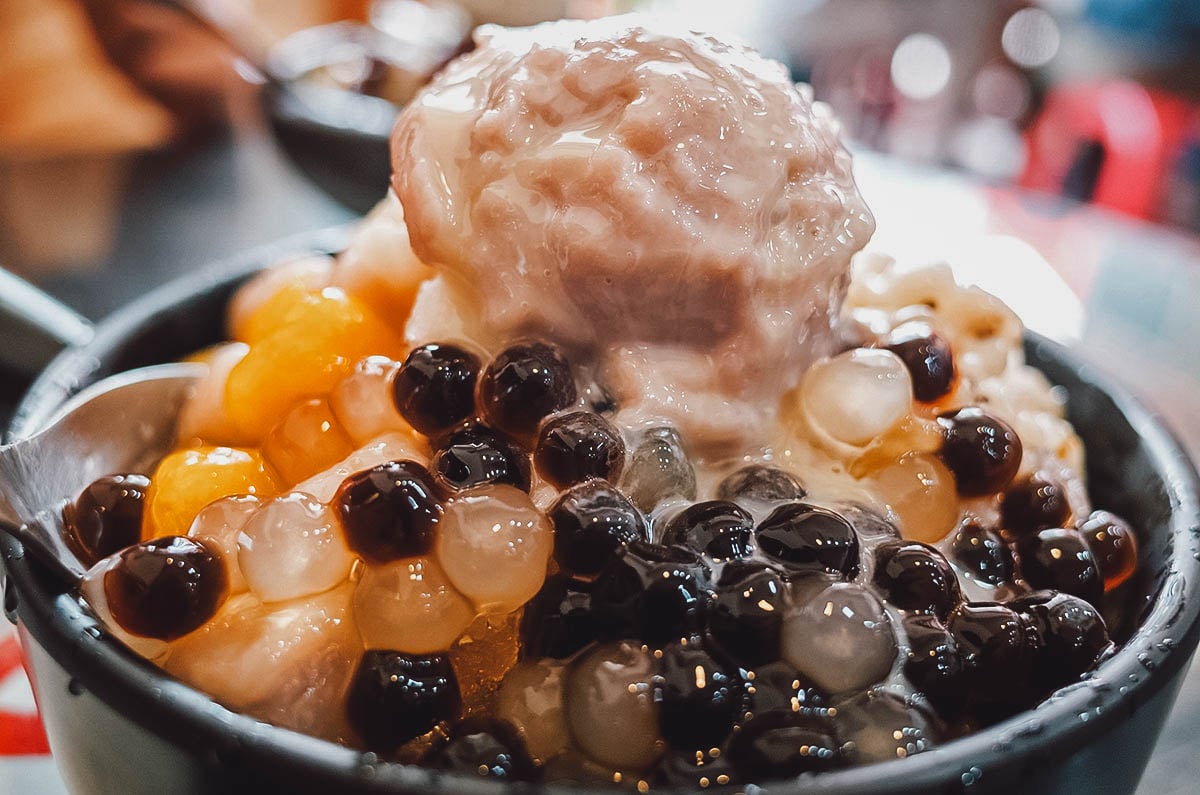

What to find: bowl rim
left=4, top=227, right=1200, bottom=794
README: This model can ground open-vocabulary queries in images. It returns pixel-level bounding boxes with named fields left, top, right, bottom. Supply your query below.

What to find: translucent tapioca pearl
left=715, top=464, right=806, bottom=506
left=727, top=711, right=841, bottom=780
left=435, top=485, right=553, bottom=614
left=565, top=641, right=664, bottom=771
left=346, top=650, right=461, bottom=752
left=227, top=254, right=333, bottom=343
left=1080, top=510, right=1139, bottom=591
left=781, top=582, right=897, bottom=695
left=834, top=689, right=941, bottom=765
left=329, top=357, right=414, bottom=446
left=620, top=426, right=697, bottom=513
left=799, top=348, right=912, bottom=448
left=754, top=503, right=859, bottom=578
left=655, top=643, right=748, bottom=752
left=163, top=586, right=359, bottom=728
left=947, top=602, right=1042, bottom=720
left=331, top=200, right=435, bottom=327
left=1016, top=528, right=1103, bottom=606
left=391, top=343, right=481, bottom=436
left=145, top=446, right=279, bottom=539
left=661, top=500, right=754, bottom=562
left=936, top=407, right=1023, bottom=497
left=432, top=422, right=531, bottom=493
left=353, top=556, right=474, bottom=654
left=1009, top=590, right=1112, bottom=695
left=429, top=717, right=536, bottom=781
left=223, top=286, right=407, bottom=442
left=334, top=460, right=443, bottom=564
left=450, top=612, right=521, bottom=713
left=872, top=540, right=961, bottom=620
left=534, top=411, right=626, bottom=489
left=295, top=432, right=425, bottom=503
left=868, top=452, right=959, bottom=545
left=480, top=341, right=578, bottom=441
left=902, top=614, right=964, bottom=713
left=1000, top=472, right=1071, bottom=540
left=186, top=494, right=261, bottom=593
left=882, top=320, right=956, bottom=403
left=237, top=492, right=355, bottom=603
left=176, top=342, right=254, bottom=446
left=64, top=473, right=150, bottom=566
left=708, top=565, right=788, bottom=667
left=495, top=659, right=570, bottom=763
left=262, top=398, right=355, bottom=486
left=98, top=536, right=228, bottom=641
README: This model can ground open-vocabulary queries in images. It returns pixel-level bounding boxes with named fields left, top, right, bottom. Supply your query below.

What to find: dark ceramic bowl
left=3, top=229, right=1199, bottom=795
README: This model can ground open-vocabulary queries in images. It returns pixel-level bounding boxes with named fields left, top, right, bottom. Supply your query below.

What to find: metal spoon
left=0, top=364, right=204, bottom=583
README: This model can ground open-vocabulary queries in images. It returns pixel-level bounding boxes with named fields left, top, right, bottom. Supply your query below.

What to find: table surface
left=1, top=122, right=1198, bottom=793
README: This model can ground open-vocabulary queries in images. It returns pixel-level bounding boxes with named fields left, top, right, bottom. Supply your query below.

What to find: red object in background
left=0, top=635, right=50, bottom=757
left=1022, top=81, right=1194, bottom=218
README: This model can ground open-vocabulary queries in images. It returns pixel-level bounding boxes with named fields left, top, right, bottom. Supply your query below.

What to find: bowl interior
left=5, top=232, right=1200, bottom=794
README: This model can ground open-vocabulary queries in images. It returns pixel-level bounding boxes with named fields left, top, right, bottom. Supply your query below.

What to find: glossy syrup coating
left=104, top=536, right=228, bottom=641
left=707, top=564, right=788, bottom=667
left=334, top=460, right=443, bottom=563
left=872, top=540, right=961, bottom=620
left=346, top=651, right=461, bottom=752
left=882, top=320, right=956, bottom=403
left=589, top=542, right=710, bottom=649
left=479, top=342, right=577, bottom=441
left=391, top=343, right=481, bottom=435
left=1010, top=590, right=1112, bottom=694
left=755, top=503, right=859, bottom=577
left=64, top=473, right=151, bottom=566
left=951, top=521, right=1013, bottom=586
left=660, top=500, right=755, bottom=561
left=936, top=407, right=1023, bottom=497
left=1080, top=509, right=1139, bottom=591
left=433, top=422, right=531, bottom=492
left=1000, top=473, right=1071, bottom=540
left=534, top=410, right=626, bottom=488
left=549, top=479, right=647, bottom=576
left=1017, top=528, right=1103, bottom=606
left=655, top=642, right=749, bottom=751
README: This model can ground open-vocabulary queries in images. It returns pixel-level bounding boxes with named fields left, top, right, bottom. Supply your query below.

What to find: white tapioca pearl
left=329, top=356, right=418, bottom=446
left=186, top=494, right=261, bottom=593
left=801, top=348, right=913, bottom=448
left=353, top=556, right=475, bottom=654
left=435, top=485, right=553, bottom=614
left=176, top=342, right=252, bottom=447
left=781, top=582, right=897, bottom=694
left=294, top=432, right=427, bottom=503
left=237, top=492, right=355, bottom=603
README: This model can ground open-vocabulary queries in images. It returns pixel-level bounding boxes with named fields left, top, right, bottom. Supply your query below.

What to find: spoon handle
left=0, top=268, right=94, bottom=377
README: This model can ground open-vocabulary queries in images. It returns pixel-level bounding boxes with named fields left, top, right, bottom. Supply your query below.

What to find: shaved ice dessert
left=64, top=16, right=1137, bottom=791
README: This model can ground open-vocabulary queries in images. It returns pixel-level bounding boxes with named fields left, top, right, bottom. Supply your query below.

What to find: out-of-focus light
left=890, top=33, right=952, bottom=100
left=950, top=116, right=1028, bottom=182
left=972, top=64, right=1031, bottom=120
left=1001, top=8, right=1060, bottom=69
